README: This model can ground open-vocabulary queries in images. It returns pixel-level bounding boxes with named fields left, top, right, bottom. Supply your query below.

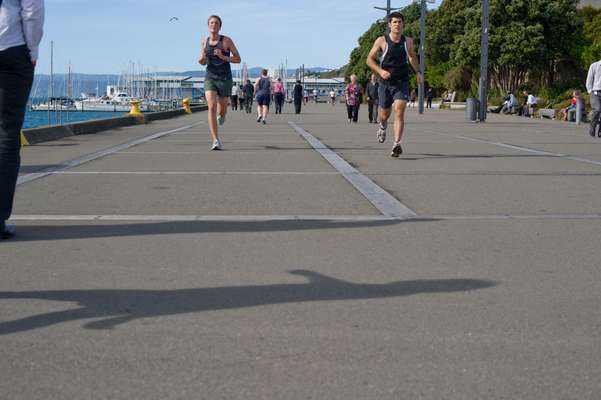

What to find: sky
left=36, top=0, right=435, bottom=75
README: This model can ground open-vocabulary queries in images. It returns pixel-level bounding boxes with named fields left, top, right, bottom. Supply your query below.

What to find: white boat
left=74, top=92, right=147, bottom=112
left=31, top=97, right=77, bottom=111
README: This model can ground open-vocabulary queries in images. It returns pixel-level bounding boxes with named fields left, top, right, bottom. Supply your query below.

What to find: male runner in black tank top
left=366, top=12, right=421, bottom=157
left=198, top=15, right=241, bottom=150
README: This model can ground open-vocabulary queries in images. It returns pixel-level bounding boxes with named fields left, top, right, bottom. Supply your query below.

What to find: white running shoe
left=256, top=115, right=262, bottom=123
left=211, top=139, right=222, bottom=150
left=377, top=124, right=387, bottom=143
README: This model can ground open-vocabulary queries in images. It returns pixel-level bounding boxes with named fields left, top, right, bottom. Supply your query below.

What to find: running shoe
left=390, top=142, right=403, bottom=157
left=257, top=115, right=262, bottom=123
left=262, top=119, right=266, bottom=125
left=377, top=124, right=387, bottom=143
left=217, top=115, right=226, bottom=126
left=211, top=139, right=222, bottom=151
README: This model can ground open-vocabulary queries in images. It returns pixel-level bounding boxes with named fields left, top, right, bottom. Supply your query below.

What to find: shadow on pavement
left=0, top=270, right=497, bottom=334
left=8, top=218, right=436, bottom=242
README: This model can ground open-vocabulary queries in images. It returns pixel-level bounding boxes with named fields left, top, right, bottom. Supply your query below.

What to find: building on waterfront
left=125, top=76, right=347, bottom=100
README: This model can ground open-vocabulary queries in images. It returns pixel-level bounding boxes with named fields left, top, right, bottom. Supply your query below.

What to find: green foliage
left=579, top=6, right=601, bottom=67
left=345, top=0, right=595, bottom=102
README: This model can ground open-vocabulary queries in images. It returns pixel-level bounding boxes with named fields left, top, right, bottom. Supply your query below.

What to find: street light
left=479, top=0, right=490, bottom=122
left=415, top=0, right=435, bottom=114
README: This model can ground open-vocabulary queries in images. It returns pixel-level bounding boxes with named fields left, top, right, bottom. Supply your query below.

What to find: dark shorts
left=204, top=78, right=233, bottom=98
left=256, top=93, right=271, bottom=106
left=378, top=80, right=409, bottom=109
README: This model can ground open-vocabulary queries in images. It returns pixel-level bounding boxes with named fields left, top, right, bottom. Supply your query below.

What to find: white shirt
left=527, top=94, right=537, bottom=105
left=0, top=0, right=44, bottom=60
left=231, top=85, right=239, bottom=96
left=586, top=60, right=601, bottom=93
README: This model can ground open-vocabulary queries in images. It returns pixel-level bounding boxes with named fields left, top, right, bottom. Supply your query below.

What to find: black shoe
left=1, top=223, right=16, bottom=240
left=390, top=143, right=403, bottom=158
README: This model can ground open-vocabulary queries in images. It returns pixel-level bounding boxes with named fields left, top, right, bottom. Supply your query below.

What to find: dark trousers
left=367, top=100, right=378, bottom=123
left=275, top=93, right=284, bottom=114
left=426, top=97, right=433, bottom=108
left=347, top=104, right=359, bottom=122
left=590, top=92, right=601, bottom=136
left=0, top=45, right=34, bottom=222
left=230, top=95, right=238, bottom=110
left=245, top=98, right=253, bottom=113
left=294, top=99, right=302, bottom=114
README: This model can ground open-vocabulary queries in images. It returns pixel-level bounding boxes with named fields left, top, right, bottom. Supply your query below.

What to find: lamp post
left=479, top=0, right=490, bottom=122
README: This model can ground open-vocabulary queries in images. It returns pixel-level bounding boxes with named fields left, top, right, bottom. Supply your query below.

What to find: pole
left=418, top=0, right=426, bottom=114
left=478, top=0, right=489, bottom=122
left=49, top=40, right=53, bottom=125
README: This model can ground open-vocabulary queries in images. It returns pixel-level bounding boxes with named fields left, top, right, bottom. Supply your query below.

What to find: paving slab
left=3, top=104, right=601, bottom=399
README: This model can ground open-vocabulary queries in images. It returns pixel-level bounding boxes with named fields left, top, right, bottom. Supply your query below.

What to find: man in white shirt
left=586, top=59, right=601, bottom=137
left=0, top=0, right=44, bottom=239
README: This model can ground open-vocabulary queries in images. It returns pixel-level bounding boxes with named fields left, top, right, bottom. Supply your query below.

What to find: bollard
left=466, top=97, right=479, bottom=122
left=576, top=96, right=583, bottom=125
left=128, top=100, right=143, bottom=117
left=183, top=98, right=192, bottom=114
left=20, top=131, right=29, bottom=146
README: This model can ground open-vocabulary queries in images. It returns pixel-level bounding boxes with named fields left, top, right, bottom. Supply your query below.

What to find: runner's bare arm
left=198, top=38, right=208, bottom=65
left=254, top=77, right=261, bottom=93
left=406, top=37, right=422, bottom=83
left=366, top=37, right=390, bottom=80
left=224, top=37, right=241, bottom=64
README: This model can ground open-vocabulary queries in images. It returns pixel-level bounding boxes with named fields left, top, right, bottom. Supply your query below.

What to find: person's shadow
left=0, top=270, right=497, bottom=335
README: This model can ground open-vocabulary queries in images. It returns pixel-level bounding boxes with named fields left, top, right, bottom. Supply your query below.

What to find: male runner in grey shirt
left=586, top=59, right=601, bottom=137
left=0, top=0, right=44, bottom=239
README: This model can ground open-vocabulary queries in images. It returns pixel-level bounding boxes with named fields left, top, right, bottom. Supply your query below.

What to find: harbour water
left=23, top=109, right=125, bottom=129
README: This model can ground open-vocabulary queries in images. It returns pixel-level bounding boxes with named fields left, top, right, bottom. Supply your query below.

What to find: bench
left=538, top=108, right=556, bottom=119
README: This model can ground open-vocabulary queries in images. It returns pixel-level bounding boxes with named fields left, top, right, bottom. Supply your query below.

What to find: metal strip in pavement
left=288, top=121, right=418, bottom=219
left=433, top=132, right=601, bottom=168
left=9, top=214, right=393, bottom=222
left=17, top=121, right=205, bottom=186
left=53, top=171, right=341, bottom=176
left=10, top=214, right=601, bottom=222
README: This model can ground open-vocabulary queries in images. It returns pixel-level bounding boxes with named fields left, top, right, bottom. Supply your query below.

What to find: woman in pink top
left=273, top=78, right=286, bottom=114
left=345, top=74, right=361, bottom=123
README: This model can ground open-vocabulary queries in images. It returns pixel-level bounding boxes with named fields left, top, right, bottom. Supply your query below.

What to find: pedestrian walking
left=366, top=11, right=421, bottom=157
left=254, top=68, right=271, bottom=124
left=230, top=83, right=239, bottom=110
left=329, top=89, right=336, bottom=106
left=0, top=0, right=44, bottom=239
left=243, top=79, right=254, bottom=113
left=426, top=87, right=434, bottom=109
left=237, top=84, right=245, bottom=111
left=366, top=73, right=379, bottom=123
left=293, top=80, right=303, bottom=114
left=273, top=77, right=285, bottom=114
left=345, top=75, right=361, bottom=123
left=198, top=15, right=241, bottom=150
left=586, top=58, right=601, bottom=137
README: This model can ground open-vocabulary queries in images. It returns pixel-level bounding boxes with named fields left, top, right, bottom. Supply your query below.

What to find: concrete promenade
left=2, top=103, right=600, bottom=399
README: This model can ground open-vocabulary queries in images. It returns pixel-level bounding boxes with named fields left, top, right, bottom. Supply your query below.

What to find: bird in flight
left=169, top=17, right=179, bottom=22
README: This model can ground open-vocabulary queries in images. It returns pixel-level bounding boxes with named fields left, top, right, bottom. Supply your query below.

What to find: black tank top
left=256, top=76, right=271, bottom=96
left=380, top=34, right=409, bottom=83
left=206, top=35, right=232, bottom=81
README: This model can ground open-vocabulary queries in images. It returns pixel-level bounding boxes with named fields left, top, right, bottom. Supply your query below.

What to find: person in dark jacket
left=243, top=79, right=254, bottom=113
left=366, top=73, right=379, bottom=123
left=293, top=80, right=303, bottom=114
left=1, top=0, right=45, bottom=239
